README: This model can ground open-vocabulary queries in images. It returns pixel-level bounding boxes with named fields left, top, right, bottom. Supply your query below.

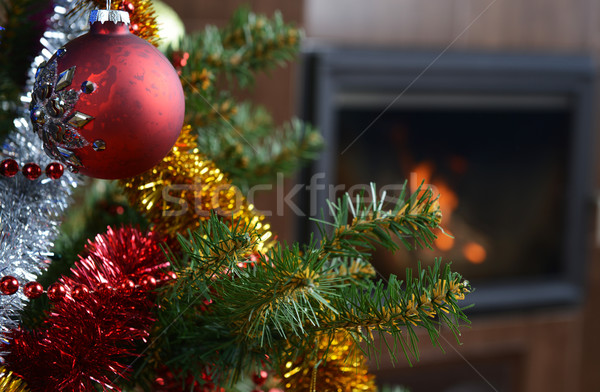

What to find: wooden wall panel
left=304, top=0, right=595, bottom=52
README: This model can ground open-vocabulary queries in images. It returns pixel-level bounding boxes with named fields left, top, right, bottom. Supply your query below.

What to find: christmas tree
left=0, top=0, right=471, bottom=391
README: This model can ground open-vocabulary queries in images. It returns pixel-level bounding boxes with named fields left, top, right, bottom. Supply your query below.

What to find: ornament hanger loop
left=106, top=0, right=111, bottom=10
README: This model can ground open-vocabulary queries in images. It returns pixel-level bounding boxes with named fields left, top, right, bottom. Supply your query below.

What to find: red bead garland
left=139, top=274, right=157, bottom=291
left=47, top=283, right=67, bottom=301
left=0, top=159, right=19, bottom=177
left=23, top=282, right=44, bottom=299
left=71, top=284, right=90, bottom=301
left=22, top=163, right=42, bottom=180
left=252, top=370, right=268, bottom=386
left=118, top=279, right=136, bottom=295
left=0, top=276, right=20, bottom=295
left=0, top=159, right=64, bottom=180
left=120, top=0, right=135, bottom=13
left=45, top=162, right=64, bottom=179
left=0, top=272, right=174, bottom=300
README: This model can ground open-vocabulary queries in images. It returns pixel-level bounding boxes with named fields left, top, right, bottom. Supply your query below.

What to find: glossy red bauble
left=0, top=276, right=19, bottom=295
left=23, top=282, right=45, bottom=299
left=31, top=11, right=184, bottom=179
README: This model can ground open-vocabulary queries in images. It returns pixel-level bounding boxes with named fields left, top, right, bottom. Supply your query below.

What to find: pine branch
left=153, top=185, right=469, bottom=387
left=196, top=103, right=324, bottom=191
left=163, top=7, right=319, bottom=189
left=315, top=263, right=470, bottom=366
left=169, top=6, right=301, bottom=92
left=317, top=183, right=442, bottom=258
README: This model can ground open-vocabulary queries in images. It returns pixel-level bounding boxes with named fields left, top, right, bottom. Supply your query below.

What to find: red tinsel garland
left=2, top=226, right=168, bottom=392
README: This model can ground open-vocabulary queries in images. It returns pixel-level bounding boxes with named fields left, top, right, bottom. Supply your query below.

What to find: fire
left=410, top=160, right=486, bottom=264
left=410, top=161, right=459, bottom=224
left=435, top=229, right=454, bottom=251
left=463, top=242, right=487, bottom=264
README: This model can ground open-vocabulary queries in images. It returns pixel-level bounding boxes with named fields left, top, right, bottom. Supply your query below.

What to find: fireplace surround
left=298, top=48, right=595, bottom=312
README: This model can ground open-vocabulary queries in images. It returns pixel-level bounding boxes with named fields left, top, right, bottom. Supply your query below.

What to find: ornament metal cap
left=89, top=9, right=130, bottom=25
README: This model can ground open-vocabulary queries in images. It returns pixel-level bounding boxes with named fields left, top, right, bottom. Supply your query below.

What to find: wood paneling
left=304, top=0, right=597, bottom=53
left=374, top=311, right=582, bottom=392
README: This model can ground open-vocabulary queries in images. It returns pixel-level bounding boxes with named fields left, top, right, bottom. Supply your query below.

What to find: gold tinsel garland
left=0, top=366, right=29, bottom=392
left=281, top=332, right=376, bottom=392
left=119, top=126, right=273, bottom=250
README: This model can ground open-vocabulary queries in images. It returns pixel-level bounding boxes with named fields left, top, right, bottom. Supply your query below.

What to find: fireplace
left=298, top=48, right=595, bottom=311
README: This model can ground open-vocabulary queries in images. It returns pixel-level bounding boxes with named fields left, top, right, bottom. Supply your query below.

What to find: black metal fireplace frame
left=298, top=47, right=595, bottom=312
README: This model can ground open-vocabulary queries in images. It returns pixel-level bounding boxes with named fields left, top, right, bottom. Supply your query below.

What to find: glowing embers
left=409, top=159, right=487, bottom=265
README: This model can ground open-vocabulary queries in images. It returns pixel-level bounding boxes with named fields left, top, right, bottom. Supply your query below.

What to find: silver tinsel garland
left=0, top=0, right=88, bottom=349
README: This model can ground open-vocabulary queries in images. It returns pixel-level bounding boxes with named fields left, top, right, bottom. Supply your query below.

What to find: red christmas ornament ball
left=0, top=276, right=19, bottom=295
left=23, top=282, right=45, bottom=299
left=30, top=10, right=184, bottom=179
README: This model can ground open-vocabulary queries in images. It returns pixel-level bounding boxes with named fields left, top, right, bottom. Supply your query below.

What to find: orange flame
left=435, top=229, right=454, bottom=251
left=410, top=159, right=485, bottom=263
left=463, top=242, right=486, bottom=264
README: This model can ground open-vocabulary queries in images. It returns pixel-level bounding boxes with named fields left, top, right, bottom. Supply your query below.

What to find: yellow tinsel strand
left=281, top=332, right=376, bottom=392
left=0, top=367, right=29, bottom=392
left=119, top=126, right=273, bottom=251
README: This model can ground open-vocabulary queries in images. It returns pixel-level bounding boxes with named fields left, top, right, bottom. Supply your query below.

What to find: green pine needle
left=153, top=184, right=470, bottom=386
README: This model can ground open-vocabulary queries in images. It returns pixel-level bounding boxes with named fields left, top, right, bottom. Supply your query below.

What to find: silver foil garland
left=0, top=0, right=89, bottom=356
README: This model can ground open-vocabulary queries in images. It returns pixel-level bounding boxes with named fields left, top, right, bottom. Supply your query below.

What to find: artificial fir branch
left=196, top=104, right=324, bottom=192
left=318, top=183, right=442, bottom=259
left=171, top=6, right=300, bottom=91
left=316, top=263, right=470, bottom=366
left=153, top=186, right=469, bottom=387
left=166, top=7, right=323, bottom=190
